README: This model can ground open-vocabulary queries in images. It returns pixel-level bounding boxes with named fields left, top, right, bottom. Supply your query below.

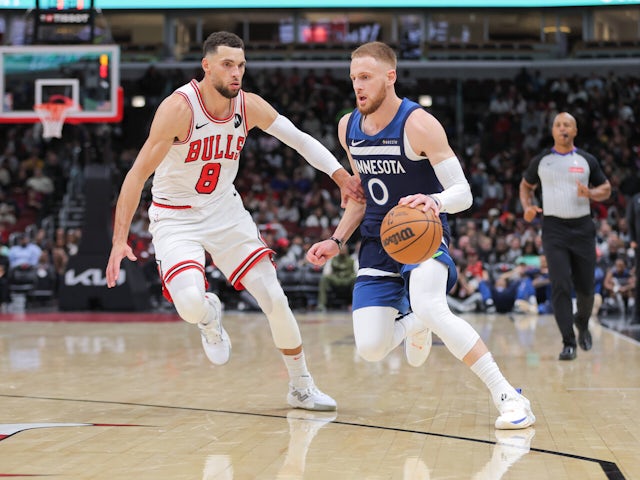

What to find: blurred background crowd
left=0, top=62, right=638, bottom=319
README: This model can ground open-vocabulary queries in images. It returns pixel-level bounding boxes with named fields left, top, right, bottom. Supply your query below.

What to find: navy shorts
left=352, top=236, right=457, bottom=312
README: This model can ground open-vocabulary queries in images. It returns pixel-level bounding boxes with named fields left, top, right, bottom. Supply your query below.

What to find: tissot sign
left=39, top=12, right=92, bottom=23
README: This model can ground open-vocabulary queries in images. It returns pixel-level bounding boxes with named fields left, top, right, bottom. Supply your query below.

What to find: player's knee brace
left=166, top=270, right=208, bottom=325
left=410, top=262, right=479, bottom=360
left=242, top=261, right=302, bottom=349
left=353, top=306, right=397, bottom=362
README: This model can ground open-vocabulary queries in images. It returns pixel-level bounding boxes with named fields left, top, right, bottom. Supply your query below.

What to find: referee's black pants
left=542, top=215, right=596, bottom=348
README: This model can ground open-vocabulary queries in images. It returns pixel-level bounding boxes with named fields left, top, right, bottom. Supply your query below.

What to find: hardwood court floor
left=1, top=309, right=639, bottom=479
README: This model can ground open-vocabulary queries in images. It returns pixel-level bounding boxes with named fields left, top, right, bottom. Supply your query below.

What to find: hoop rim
left=34, top=95, right=80, bottom=139
left=34, top=95, right=78, bottom=114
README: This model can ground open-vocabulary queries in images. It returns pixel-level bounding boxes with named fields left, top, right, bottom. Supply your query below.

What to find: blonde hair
left=351, top=42, right=397, bottom=69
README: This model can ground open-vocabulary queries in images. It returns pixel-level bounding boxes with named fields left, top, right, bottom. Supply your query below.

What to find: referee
left=519, top=112, right=611, bottom=361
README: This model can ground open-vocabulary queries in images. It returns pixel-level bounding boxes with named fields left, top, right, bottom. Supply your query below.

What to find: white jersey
left=152, top=79, right=248, bottom=208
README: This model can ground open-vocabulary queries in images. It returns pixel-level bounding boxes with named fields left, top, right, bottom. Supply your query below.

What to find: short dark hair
left=203, top=31, right=244, bottom=57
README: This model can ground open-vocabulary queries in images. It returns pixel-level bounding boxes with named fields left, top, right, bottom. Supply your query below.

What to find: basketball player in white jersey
left=106, top=31, right=363, bottom=411
left=307, top=41, right=535, bottom=429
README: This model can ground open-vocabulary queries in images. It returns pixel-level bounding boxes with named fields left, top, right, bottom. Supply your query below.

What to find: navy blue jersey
left=346, top=97, right=451, bottom=245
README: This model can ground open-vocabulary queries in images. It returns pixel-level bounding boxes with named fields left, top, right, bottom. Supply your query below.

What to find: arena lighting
left=2, top=0, right=639, bottom=8
left=131, top=95, right=145, bottom=108
left=419, top=95, right=433, bottom=108
left=543, top=26, right=572, bottom=33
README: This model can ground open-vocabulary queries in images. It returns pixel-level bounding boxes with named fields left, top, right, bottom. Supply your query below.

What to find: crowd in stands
left=0, top=64, right=639, bottom=319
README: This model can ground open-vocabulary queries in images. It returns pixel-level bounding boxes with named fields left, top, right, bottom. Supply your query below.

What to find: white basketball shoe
left=198, top=292, right=231, bottom=365
left=495, top=391, right=536, bottom=430
left=405, top=328, right=433, bottom=367
left=287, top=375, right=337, bottom=411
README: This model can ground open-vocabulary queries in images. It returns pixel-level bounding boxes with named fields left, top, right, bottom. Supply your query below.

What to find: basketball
left=380, top=205, right=443, bottom=264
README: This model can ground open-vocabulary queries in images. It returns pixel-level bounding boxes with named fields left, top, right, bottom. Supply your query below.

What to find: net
left=34, top=95, right=77, bottom=139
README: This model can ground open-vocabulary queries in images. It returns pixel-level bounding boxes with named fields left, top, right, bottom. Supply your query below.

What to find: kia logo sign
left=65, top=268, right=126, bottom=287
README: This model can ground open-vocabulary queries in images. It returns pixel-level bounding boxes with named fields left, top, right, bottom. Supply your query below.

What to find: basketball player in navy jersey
left=307, top=41, right=535, bottom=429
left=106, top=31, right=364, bottom=412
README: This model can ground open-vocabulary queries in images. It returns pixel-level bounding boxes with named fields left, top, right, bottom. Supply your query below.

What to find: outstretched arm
left=307, top=199, right=365, bottom=266
left=246, top=93, right=364, bottom=206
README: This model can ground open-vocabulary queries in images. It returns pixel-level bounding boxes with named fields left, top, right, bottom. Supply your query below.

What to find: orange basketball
left=380, top=205, right=443, bottom=264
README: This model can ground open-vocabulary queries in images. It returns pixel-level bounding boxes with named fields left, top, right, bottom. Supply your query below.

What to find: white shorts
left=148, top=187, right=274, bottom=290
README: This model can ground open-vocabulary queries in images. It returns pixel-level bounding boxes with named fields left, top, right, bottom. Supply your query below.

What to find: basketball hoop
left=34, top=94, right=79, bottom=139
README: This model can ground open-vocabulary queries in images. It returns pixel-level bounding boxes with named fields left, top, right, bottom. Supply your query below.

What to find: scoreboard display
left=0, top=0, right=637, bottom=8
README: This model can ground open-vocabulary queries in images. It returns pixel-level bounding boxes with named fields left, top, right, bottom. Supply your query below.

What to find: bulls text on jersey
left=185, top=134, right=246, bottom=162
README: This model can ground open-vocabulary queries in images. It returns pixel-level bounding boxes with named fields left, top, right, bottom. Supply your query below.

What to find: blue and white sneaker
left=495, top=391, right=536, bottom=430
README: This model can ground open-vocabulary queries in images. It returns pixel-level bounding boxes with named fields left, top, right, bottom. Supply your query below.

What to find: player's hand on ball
left=380, top=204, right=443, bottom=264
left=398, top=193, right=440, bottom=215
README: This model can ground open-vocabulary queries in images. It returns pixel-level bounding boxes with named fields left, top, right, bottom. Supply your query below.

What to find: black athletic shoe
left=558, top=345, right=576, bottom=361
left=578, top=328, right=592, bottom=351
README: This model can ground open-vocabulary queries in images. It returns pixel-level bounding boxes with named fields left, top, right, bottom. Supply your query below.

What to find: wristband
left=329, top=236, right=343, bottom=249
left=427, top=194, right=441, bottom=209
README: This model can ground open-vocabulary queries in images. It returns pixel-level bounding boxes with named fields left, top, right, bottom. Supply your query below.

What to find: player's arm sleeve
left=429, top=156, right=472, bottom=214
left=265, top=115, right=343, bottom=177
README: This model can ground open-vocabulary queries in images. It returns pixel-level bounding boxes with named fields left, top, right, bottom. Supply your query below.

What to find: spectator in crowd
left=591, top=259, right=606, bottom=322
left=25, top=167, right=54, bottom=197
left=18, top=148, right=44, bottom=181
left=532, top=254, right=553, bottom=314
left=276, top=234, right=308, bottom=271
left=65, top=229, right=81, bottom=257
left=478, top=263, right=538, bottom=315
left=51, top=228, right=70, bottom=289
left=504, top=235, right=524, bottom=264
left=8, top=234, right=42, bottom=269
left=482, top=173, right=505, bottom=208
left=447, top=258, right=485, bottom=313
left=0, top=190, right=17, bottom=226
left=316, top=247, right=357, bottom=312
left=603, top=257, right=635, bottom=318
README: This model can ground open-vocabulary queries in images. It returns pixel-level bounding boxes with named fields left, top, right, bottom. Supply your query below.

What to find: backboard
left=0, top=44, right=121, bottom=124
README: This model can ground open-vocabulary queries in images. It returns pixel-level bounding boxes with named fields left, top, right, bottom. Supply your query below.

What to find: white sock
left=390, top=312, right=425, bottom=352
left=283, top=350, right=311, bottom=386
left=397, top=312, right=424, bottom=336
left=470, top=352, right=518, bottom=408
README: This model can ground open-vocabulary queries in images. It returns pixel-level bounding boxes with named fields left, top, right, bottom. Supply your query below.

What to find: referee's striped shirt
left=523, top=147, right=608, bottom=219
